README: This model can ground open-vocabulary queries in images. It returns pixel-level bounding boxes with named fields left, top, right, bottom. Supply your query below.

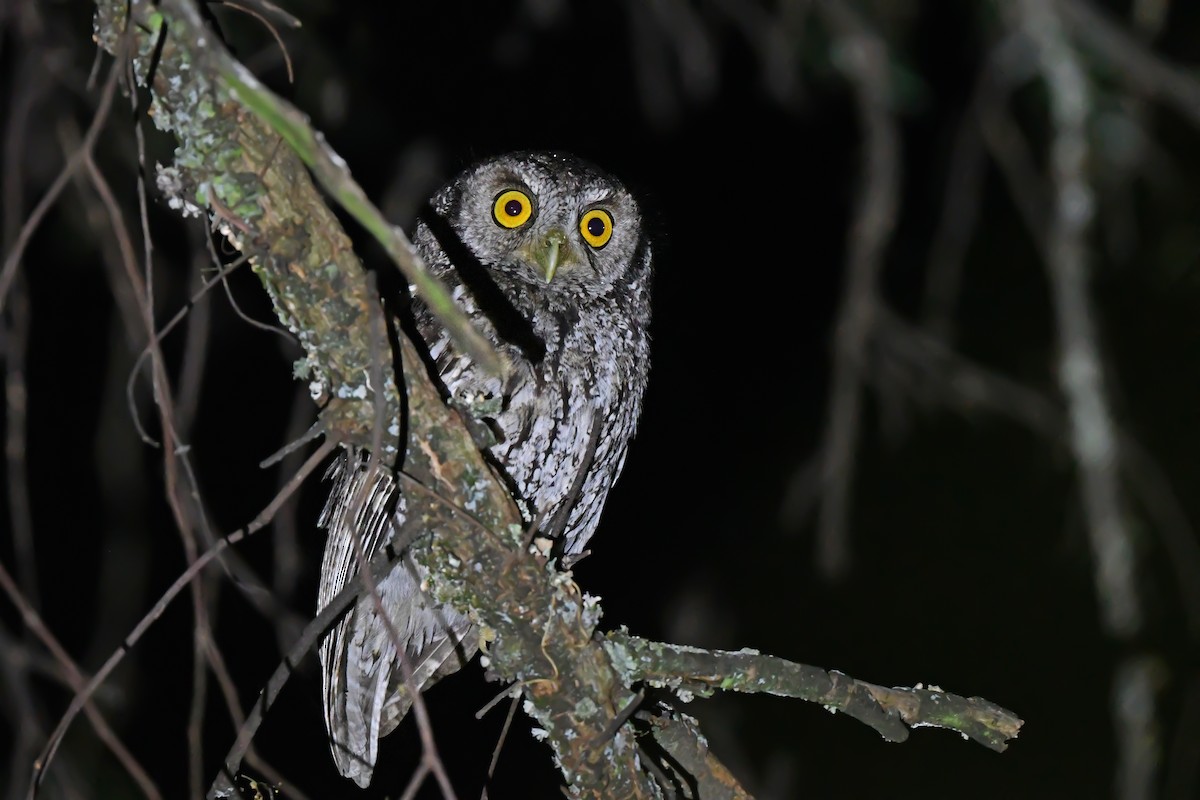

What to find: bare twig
left=30, top=438, right=335, bottom=797
left=174, top=247, right=214, bottom=434
left=1, top=13, right=44, bottom=613
left=921, top=81, right=987, bottom=339
left=398, top=761, right=431, bottom=800
left=974, top=38, right=1052, bottom=258
left=0, top=561, right=163, bottom=800
left=82, top=139, right=220, bottom=800
left=125, top=248, right=252, bottom=445
left=1, top=625, right=49, bottom=800
left=811, top=0, right=901, bottom=578
left=1055, top=0, right=1200, bottom=130
left=207, top=522, right=406, bottom=798
left=1015, top=0, right=1141, bottom=636
left=270, top=385, right=315, bottom=617
left=0, top=47, right=121, bottom=315
left=480, top=695, right=520, bottom=800
left=215, top=1, right=295, bottom=84
left=149, top=0, right=505, bottom=380
left=872, top=308, right=1200, bottom=636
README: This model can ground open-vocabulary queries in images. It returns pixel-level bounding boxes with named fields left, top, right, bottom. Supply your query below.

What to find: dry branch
left=88, top=2, right=1024, bottom=797
left=605, top=631, right=1022, bottom=753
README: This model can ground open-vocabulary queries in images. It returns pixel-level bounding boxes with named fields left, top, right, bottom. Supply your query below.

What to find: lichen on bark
left=94, top=3, right=1023, bottom=798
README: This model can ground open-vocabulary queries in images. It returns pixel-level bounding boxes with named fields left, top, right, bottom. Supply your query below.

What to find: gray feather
left=316, top=152, right=652, bottom=786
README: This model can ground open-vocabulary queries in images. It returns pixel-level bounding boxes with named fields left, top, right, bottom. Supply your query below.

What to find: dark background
left=4, top=0, right=1200, bottom=798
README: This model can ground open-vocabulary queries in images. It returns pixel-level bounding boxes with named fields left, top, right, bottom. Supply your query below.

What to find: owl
left=316, top=152, right=653, bottom=787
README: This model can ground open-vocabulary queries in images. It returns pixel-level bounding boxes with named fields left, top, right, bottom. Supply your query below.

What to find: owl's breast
left=419, top=285, right=648, bottom=553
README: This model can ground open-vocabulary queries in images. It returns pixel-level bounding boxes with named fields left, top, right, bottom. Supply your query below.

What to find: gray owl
left=316, top=151, right=652, bottom=787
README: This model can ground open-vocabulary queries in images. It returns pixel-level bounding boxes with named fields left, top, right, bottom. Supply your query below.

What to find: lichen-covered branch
left=94, top=0, right=401, bottom=453
left=94, top=0, right=502, bottom=457
left=92, top=2, right=658, bottom=794
left=641, top=712, right=751, bottom=800
left=92, top=2, right=1022, bottom=797
left=606, top=631, right=1023, bottom=753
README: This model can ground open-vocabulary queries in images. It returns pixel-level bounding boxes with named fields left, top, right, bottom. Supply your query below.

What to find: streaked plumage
left=317, top=152, right=653, bottom=787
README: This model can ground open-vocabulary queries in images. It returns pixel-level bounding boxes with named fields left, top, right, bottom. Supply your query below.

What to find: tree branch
left=89, top=2, right=1024, bottom=797
left=1013, top=0, right=1140, bottom=637
left=606, top=631, right=1022, bottom=753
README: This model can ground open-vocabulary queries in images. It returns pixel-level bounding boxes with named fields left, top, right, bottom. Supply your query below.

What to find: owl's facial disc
left=454, top=153, right=641, bottom=296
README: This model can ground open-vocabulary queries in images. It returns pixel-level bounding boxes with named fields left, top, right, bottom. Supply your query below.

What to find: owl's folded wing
left=317, top=451, right=475, bottom=787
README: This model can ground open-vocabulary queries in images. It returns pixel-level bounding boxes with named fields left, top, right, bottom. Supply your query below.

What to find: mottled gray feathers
left=317, top=152, right=652, bottom=786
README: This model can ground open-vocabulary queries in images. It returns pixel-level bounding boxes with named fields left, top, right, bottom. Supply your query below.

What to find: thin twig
left=270, top=385, right=317, bottom=619
left=1055, top=0, right=1200, bottom=130
left=398, top=761, right=431, bottom=800
left=1, top=15, right=43, bottom=613
left=0, top=48, right=121, bottom=315
left=873, top=308, right=1200, bottom=636
left=974, top=39, right=1052, bottom=259
left=174, top=248, right=214, bottom=435
left=0, top=561, right=164, bottom=800
left=921, top=85, right=987, bottom=340
left=1015, top=0, right=1141, bottom=636
left=124, top=249, right=252, bottom=446
left=480, top=695, right=520, bottom=800
left=215, top=1, right=295, bottom=83
left=83, top=138, right=219, bottom=800
left=206, top=521, right=406, bottom=797
left=811, top=0, right=901, bottom=578
left=152, top=0, right=506, bottom=379
left=30, top=438, right=335, bottom=798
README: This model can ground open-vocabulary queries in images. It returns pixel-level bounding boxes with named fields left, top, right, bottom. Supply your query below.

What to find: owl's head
left=426, top=152, right=647, bottom=301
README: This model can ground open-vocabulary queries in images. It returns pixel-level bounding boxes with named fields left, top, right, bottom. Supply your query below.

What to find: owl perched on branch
left=317, top=152, right=653, bottom=787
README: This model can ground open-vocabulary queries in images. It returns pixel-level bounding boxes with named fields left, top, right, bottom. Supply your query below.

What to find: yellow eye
left=579, top=208, right=613, bottom=248
left=493, top=189, right=533, bottom=229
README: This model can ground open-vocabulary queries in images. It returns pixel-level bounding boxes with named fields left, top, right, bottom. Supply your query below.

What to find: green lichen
left=603, top=638, right=638, bottom=684
left=573, top=697, right=599, bottom=720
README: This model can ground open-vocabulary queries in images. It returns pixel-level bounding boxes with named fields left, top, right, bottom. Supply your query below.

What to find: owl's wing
left=317, top=452, right=475, bottom=787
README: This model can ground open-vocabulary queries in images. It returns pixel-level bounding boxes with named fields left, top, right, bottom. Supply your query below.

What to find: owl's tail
left=317, top=452, right=476, bottom=788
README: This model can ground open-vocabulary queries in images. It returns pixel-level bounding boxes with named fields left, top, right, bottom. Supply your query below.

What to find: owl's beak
left=533, top=229, right=569, bottom=283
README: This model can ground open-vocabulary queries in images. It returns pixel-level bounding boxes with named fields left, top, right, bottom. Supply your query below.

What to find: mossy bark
left=94, top=3, right=1022, bottom=798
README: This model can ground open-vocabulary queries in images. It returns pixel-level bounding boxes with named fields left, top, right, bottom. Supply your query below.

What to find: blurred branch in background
left=809, top=0, right=900, bottom=580
left=786, top=1, right=1200, bottom=794
left=1016, top=0, right=1138, bottom=639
